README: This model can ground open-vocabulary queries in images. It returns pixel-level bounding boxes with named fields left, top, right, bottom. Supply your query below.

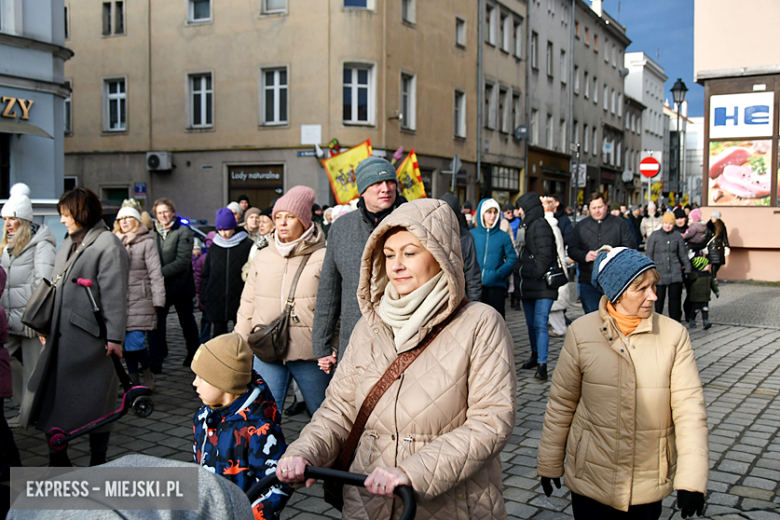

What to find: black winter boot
left=534, top=364, right=548, bottom=381
left=522, top=354, right=538, bottom=370
left=702, top=308, right=711, bottom=330
left=48, top=451, right=72, bottom=467
left=89, top=452, right=107, bottom=467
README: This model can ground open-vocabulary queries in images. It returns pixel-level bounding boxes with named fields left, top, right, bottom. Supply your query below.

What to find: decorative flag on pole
left=668, top=191, right=676, bottom=207
left=321, top=139, right=372, bottom=204
left=396, top=149, right=427, bottom=201
left=681, top=193, right=690, bottom=206
left=651, top=182, right=663, bottom=202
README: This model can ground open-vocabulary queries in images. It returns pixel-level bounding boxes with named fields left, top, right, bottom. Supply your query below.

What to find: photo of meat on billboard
left=708, top=140, right=771, bottom=206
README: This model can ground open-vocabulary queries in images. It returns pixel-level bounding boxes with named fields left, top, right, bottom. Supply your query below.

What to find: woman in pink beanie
left=235, top=186, right=333, bottom=414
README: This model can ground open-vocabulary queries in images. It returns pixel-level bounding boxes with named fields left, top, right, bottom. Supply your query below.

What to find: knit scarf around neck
left=274, top=224, right=315, bottom=258
left=606, top=300, right=642, bottom=336
left=213, top=230, right=248, bottom=248
left=378, top=270, right=449, bottom=350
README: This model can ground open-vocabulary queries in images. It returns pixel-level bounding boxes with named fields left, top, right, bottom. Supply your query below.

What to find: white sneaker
left=7, top=415, right=22, bottom=430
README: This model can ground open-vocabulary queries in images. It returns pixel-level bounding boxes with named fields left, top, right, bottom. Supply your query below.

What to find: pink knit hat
left=273, top=186, right=315, bottom=229
left=690, top=208, right=702, bottom=223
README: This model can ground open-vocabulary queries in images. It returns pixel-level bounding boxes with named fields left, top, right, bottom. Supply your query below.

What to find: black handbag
left=248, top=254, right=311, bottom=362
left=21, top=229, right=105, bottom=335
left=544, top=254, right=568, bottom=291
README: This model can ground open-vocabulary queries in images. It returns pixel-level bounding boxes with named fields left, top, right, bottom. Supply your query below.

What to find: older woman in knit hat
left=0, top=183, right=56, bottom=421
left=235, top=186, right=331, bottom=413
left=538, top=247, right=708, bottom=520
left=645, top=212, right=692, bottom=322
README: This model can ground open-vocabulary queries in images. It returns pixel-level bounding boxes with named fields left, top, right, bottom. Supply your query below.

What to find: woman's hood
left=358, top=199, right=466, bottom=325
left=474, top=198, right=501, bottom=230
left=517, top=192, right=544, bottom=224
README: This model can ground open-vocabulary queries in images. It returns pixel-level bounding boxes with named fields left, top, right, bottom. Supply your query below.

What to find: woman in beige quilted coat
left=537, top=247, right=708, bottom=520
left=277, top=198, right=517, bottom=520
left=114, top=206, right=165, bottom=389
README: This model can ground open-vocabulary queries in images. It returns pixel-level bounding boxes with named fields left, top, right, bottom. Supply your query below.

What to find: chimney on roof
left=591, top=0, right=603, bottom=16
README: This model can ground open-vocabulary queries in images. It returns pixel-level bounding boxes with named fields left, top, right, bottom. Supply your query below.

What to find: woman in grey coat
left=645, top=212, right=691, bottom=323
left=21, top=188, right=129, bottom=467
left=0, top=183, right=56, bottom=419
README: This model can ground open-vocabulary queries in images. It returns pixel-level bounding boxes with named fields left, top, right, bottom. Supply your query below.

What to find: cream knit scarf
left=274, top=224, right=315, bottom=258
left=378, top=270, right=449, bottom=350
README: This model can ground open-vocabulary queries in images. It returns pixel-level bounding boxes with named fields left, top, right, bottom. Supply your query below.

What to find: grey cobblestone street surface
left=4, top=282, right=780, bottom=519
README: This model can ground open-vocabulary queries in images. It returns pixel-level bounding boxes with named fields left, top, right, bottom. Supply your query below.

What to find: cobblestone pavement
left=4, top=283, right=780, bottom=519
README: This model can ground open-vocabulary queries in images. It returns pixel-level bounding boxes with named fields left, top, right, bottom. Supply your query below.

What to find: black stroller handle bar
left=247, top=466, right=416, bottom=520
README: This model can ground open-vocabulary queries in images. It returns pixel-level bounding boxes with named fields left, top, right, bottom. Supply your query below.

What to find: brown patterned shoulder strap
left=332, top=298, right=469, bottom=472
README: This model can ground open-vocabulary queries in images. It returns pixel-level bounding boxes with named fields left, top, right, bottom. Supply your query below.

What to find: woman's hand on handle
left=105, top=341, right=123, bottom=358
left=277, top=457, right=317, bottom=488
left=364, top=467, right=411, bottom=498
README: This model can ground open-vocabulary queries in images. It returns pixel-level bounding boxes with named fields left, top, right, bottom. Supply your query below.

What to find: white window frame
left=484, top=81, right=495, bottom=129
left=454, top=90, right=466, bottom=138
left=188, top=0, right=211, bottom=24
left=612, top=44, right=617, bottom=67
left=103, top=77, right=127, bottom=132
left=530, top=31, right=538, bottom=69
left=583, top=123, right=589, bottom=153
left=498, top=87, right=508, bottom=133
left=500, top=12, right=511, bottom=52
left=455, top=16, right=466, bottom=47
left=584, top=71, right=589, bottom=99
left=573, top=65, right=579, bottom=93
left=343, top=63, right=375, bottom=125
left=603, top=85, right=608, bottom=111
left=344, top=0, right=373, bottom=9
left=593, top=76, right=598, bottom=104
left=546, top=41, right=553, bottom=77
left=616, top=141, right=622, bottom=166
left=513, top=18, right=523, bottom=58
left=617, top=93, right=622, bottom=117
left=485, top=4, right=497, bottom=45
left=401, top=0, right=415, bottom=24
left=560, top=50, right=567, bottom=84
left=262, top=0, right=287, bottom=15
left=64, top=79, right=72, bottom=135
left=400, top=72, right=416, bottom=131
left=512, top=91, right=521, bottom=130
left=188, top=72, right=214, bottom=129
left=604, top=38, right=609, bottom=63
left=102, top=1, right=125, bottom=36
left=610, top=89, right=616, bottom=114
left=592, top=127, right=598, bottom=156
left=261, top=67, right=288, bottom=126
left=573, top=120, right=579, bottom=147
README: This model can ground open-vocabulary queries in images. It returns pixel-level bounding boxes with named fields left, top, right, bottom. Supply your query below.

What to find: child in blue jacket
left=191, top=333, right=290, bottom=519
left=470, top=198, right=518, bottom=317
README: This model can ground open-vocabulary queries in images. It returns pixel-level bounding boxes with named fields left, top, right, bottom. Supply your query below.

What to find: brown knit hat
left=191, top=333, right=253, bottom=395
left=273, top=186, right=315, bottom=230
left=662, top=212, right=675, bottom=224
left=244, top=207, right=261, bottom=219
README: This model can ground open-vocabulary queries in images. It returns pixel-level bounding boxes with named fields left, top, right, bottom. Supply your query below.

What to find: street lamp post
left=671, top=78, right=688, bottom=201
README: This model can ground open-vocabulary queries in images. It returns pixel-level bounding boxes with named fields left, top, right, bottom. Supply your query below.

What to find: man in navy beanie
left=312, top=156, right=405, bottom=370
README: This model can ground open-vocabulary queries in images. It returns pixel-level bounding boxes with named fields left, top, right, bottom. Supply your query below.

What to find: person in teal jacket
left=470, top=198, right=517, bottom=317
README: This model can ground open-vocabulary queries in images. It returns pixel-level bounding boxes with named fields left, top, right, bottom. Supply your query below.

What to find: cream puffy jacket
left=283, top=199, right=517, bottom=520
left=538, top=296, right=708, bottom=511
left=235, top=224, right=326, bottom=362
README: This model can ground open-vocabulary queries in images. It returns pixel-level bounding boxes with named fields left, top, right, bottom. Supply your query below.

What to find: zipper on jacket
left=364, top=433, right=378, bottom=466
left=481, top=230, right=490, bottom=280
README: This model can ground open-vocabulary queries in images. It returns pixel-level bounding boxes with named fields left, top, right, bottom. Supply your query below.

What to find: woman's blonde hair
left=1, top=218, right=32, bottom=256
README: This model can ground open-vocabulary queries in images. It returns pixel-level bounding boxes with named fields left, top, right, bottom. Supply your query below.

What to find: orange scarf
left=606, top=301, right=642, bottom=336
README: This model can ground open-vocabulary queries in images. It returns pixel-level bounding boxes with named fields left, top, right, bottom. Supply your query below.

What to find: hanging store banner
left=709, top=92, right=774, bottom=139
left=321, top=139, right=372, bottom=204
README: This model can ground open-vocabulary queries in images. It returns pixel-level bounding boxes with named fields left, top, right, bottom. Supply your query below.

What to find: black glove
left=540, top=477, right=561, bottom=497
left=677, top=490, right=705, bottom=518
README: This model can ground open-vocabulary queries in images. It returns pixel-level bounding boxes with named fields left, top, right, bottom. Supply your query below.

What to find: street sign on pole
left=639, top=156, right=661, bottom=178
left=443, top=155, right=462, bottom=191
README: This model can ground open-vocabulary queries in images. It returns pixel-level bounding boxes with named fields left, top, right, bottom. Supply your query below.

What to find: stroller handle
left=247, top=466, right=416, bottom=520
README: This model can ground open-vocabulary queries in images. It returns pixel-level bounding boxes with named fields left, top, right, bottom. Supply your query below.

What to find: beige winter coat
left=538, top=296, right=708, bottom=511
left=116, top=224, right=166, bottom=331
left=283, top=199, right=517, bottom=520
left=235, top=225, right=326, bottom=362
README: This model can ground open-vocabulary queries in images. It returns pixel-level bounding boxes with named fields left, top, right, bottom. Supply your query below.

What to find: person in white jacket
left=542, top=197, right=576, bottom=336
left=0, top=184, right=56, bottom=423
left=640, top=201, right=664, bottom=241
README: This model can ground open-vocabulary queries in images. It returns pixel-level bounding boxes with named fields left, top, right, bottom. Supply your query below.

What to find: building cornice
left=695, top=66, right=780, bottom=83
left=0, top=73, right=71, bottom=98
left=0, top=33, right=74, bottom=61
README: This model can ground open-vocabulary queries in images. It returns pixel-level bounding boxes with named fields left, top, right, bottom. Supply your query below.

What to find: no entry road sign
left=639, top=156, right=661, bottom=178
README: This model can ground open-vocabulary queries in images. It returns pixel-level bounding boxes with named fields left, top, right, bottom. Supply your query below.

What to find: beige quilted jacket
left=283, top=199, right=517, bottom=520
left=537, top=296, right=709, bottom=511
left=234, top=225, right=326, bottom=361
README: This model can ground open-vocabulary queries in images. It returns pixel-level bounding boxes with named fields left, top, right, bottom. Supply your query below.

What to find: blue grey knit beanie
left=592, top=247, right=656, bottom=303
left=356, top=156, right=397, bottom=195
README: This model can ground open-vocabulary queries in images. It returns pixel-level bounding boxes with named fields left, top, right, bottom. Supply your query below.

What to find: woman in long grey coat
left=21, top=188, right=129, bottom=467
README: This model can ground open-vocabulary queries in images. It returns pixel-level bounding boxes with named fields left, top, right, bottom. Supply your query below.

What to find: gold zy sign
left=1, top=97, right=34, bottom=120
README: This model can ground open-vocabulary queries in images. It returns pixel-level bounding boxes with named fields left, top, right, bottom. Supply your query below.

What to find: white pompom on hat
left=1, top=183, right=33, bottom=221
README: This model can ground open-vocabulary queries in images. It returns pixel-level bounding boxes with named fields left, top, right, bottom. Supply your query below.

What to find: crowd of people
left=0, top=169, right=720, bottom=519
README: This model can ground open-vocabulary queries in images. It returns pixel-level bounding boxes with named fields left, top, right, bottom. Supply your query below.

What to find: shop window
left=228, top=164, right=284, bottom=211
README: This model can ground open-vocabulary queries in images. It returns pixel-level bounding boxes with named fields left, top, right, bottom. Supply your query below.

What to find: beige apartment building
left=63, top=0, right=527, bottom=221
left=694, top=0, right=780, bottom=281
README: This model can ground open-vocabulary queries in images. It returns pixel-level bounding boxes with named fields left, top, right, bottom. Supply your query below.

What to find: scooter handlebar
left=246, top=466, right=416, bottom=520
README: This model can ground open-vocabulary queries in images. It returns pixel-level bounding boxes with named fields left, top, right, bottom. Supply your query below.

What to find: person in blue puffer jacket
left=191, top=333, right=291, bottom=519
left=470, top=198, right=517, bottom=317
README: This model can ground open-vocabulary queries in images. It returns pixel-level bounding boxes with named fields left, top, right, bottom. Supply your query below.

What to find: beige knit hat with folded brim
left=191, top=333, right=253, bottom=395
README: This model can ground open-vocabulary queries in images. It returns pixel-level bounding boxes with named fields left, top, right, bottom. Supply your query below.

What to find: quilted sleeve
left=398, top=309, right=517, bottom=501
left=281, top=323, right=365, bottom=468
left=670, top=328, right=709, bottom=494
left=496, top=233, right=517, bottom=281
left=537, top=327, right=582, bottom=478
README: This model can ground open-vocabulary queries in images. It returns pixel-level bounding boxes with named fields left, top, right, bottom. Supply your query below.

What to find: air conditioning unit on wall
left=146, top=151, right=172, bottom=172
